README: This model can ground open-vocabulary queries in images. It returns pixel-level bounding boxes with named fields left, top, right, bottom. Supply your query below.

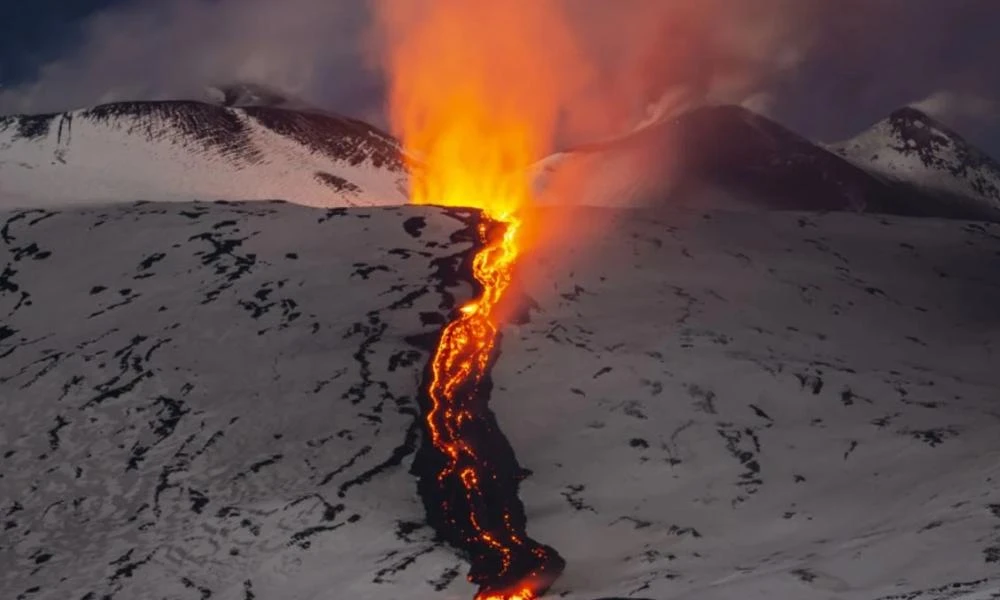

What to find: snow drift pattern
left=0, top=101, right=408, bottom=209
left=1, top=200, right=999, bottom=599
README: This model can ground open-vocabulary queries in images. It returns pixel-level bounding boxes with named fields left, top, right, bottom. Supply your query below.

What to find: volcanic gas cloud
left=374, top=1, right=592, bottom=598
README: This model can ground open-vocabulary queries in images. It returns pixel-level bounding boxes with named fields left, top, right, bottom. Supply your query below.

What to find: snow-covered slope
left=502, top=208, right=1000, bottom=599
left=2, top=201, right=999, bottom=599
left=0, top=101, right=408, bottom=209
left=0, top=201, right=484, bottom=600
left=830, top=107, right=1000, bottom=211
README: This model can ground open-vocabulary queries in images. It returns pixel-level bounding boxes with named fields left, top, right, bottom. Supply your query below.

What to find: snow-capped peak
left=0, top=100, right=408, bottom=209
left=830, top=106, right=1000, bottom=209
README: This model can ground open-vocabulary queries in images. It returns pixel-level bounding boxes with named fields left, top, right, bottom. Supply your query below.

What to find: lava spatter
left=412, top=213, right=564, bottom=600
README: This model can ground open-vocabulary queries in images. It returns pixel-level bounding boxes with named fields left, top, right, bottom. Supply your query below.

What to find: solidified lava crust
left=408, top=208, right=565, bottom=598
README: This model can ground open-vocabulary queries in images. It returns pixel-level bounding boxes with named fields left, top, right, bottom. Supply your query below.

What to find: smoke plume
left=1, top=0, right=997, bottom=151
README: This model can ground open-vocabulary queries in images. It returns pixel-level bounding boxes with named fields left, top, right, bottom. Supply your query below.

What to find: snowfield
left=0, top=102, right=408, bottom=210
left=499, top=207, right=1000, bottom=599
left=2, top=200, right=998, bottom=599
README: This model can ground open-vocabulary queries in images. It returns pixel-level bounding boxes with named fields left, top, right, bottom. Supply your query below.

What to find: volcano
left=2, top=89, right=1000, bottom=600
left=0, top=100, right=407, bottom=208
left=829, top=106, right=1000, bottom=210
left=1, top=198, right=998, bottom=599
left=6, top=99, right=1000, bottom=222
left=534, top=104, right=1000, bottom=222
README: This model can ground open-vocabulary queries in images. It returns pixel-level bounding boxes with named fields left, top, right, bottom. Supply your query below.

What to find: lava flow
left=376, top=1, right=583, bottom=596
left=403, top=116, right=564, bottom=600
left=414, top=209, right=564, bottom=600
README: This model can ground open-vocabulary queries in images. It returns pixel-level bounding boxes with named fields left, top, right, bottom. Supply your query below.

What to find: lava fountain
left=374, top=1, right=591, bottom=598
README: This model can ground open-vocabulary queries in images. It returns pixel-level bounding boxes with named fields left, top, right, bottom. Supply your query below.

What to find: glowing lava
left=403, top=117, right=562, bottom=598
left=376, top=1, right=581, bottom=596
left=418, top=210, right=565, bottom=600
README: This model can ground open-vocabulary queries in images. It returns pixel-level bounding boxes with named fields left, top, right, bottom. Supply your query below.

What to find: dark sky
left=2, top=0, right=998, bottom=155
left=0, top=0, right=127, bottom=82
left=767, top=0, right=1000, bottom=153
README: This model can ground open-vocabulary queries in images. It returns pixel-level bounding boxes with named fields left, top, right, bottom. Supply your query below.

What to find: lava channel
left=413, top=212, right=564, bottom=600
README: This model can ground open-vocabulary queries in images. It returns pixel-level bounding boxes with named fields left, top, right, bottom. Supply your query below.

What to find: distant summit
left=829, top=106, right=1000, bottom=210
left=4, top=92, right=1000, bottom=223
left=535, top=103, right=1000, bottom=222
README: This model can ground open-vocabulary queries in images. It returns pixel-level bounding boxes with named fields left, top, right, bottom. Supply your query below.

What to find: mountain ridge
left=830, top=106, right=1000, bottom=209
left=535, top=103, right=1000, bottom=222
left=3, top=97, right=1000, bottom=224
left=0, top=100, right=407, bottom=208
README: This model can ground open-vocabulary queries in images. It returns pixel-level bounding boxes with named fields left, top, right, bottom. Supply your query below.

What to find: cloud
left=0, top=0, right=821, bottom=138
left=548, top=0, right=819, bottom=141
left=1, top=0, right=997, bottom=154
left=0, top=0, right=374, bottom=115
left=910, top=90, right=997, bottom=123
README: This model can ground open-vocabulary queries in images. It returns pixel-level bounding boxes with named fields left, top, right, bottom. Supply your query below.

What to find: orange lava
left=375, top=2, right=579, bottom=597
left=422, top=215, right=537, bottom=600
left=425, top=217, right=520, bottom=480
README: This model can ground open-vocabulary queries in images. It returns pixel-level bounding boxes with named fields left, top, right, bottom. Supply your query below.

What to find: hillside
left=535, top=105, right=1000, bottom=223
left=830, top=106, right=1000, bottom=210
left=0, top=101, right=407, bottom=208
left=2, top=200, right=998, bottom=599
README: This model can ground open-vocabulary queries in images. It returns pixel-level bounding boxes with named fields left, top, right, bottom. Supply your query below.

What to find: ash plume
left=0, top=0, right=996, bottom=152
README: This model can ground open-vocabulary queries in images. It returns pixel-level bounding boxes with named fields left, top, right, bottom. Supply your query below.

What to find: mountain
left=0, top=100, right=408, bottom=209
left=829, top=106, right=1000, bottom=210
left=2, top=199, right=999, bottom=599
left=535, top=105, right=1000, bottom=222
left=5, top=97, right=1000, bottom=224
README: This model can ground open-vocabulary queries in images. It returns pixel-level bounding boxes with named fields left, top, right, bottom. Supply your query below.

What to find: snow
left=0, top=103, right=408, bottom=210
left=0, top=201, right=483, bottom=600
left=830, top=109, right=1000, bottom=211
left=3, top=200, right=999, bottom=599
left=498, top=207, right=1000, bottom=598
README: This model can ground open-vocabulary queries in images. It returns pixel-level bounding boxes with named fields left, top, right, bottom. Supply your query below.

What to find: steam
left=0, top=0, right=374, bottom=116
left=910, top=91, right=997, bottom=124
left=1, top=0, right=997, bottom=151
left=553, top=0, right=815, bottom=140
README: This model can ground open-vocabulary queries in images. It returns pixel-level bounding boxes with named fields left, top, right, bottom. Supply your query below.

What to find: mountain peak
left=888, top=105, right=935, bottom=123
left=0, top=99, right=407, bottom=209
left=830, top=105, right=1000, bottom=208
left=886, top=105, right=974, bottom=147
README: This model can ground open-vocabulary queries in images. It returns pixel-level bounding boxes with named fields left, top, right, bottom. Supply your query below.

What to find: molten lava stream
left=418, top=213, right=564, bottom=600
